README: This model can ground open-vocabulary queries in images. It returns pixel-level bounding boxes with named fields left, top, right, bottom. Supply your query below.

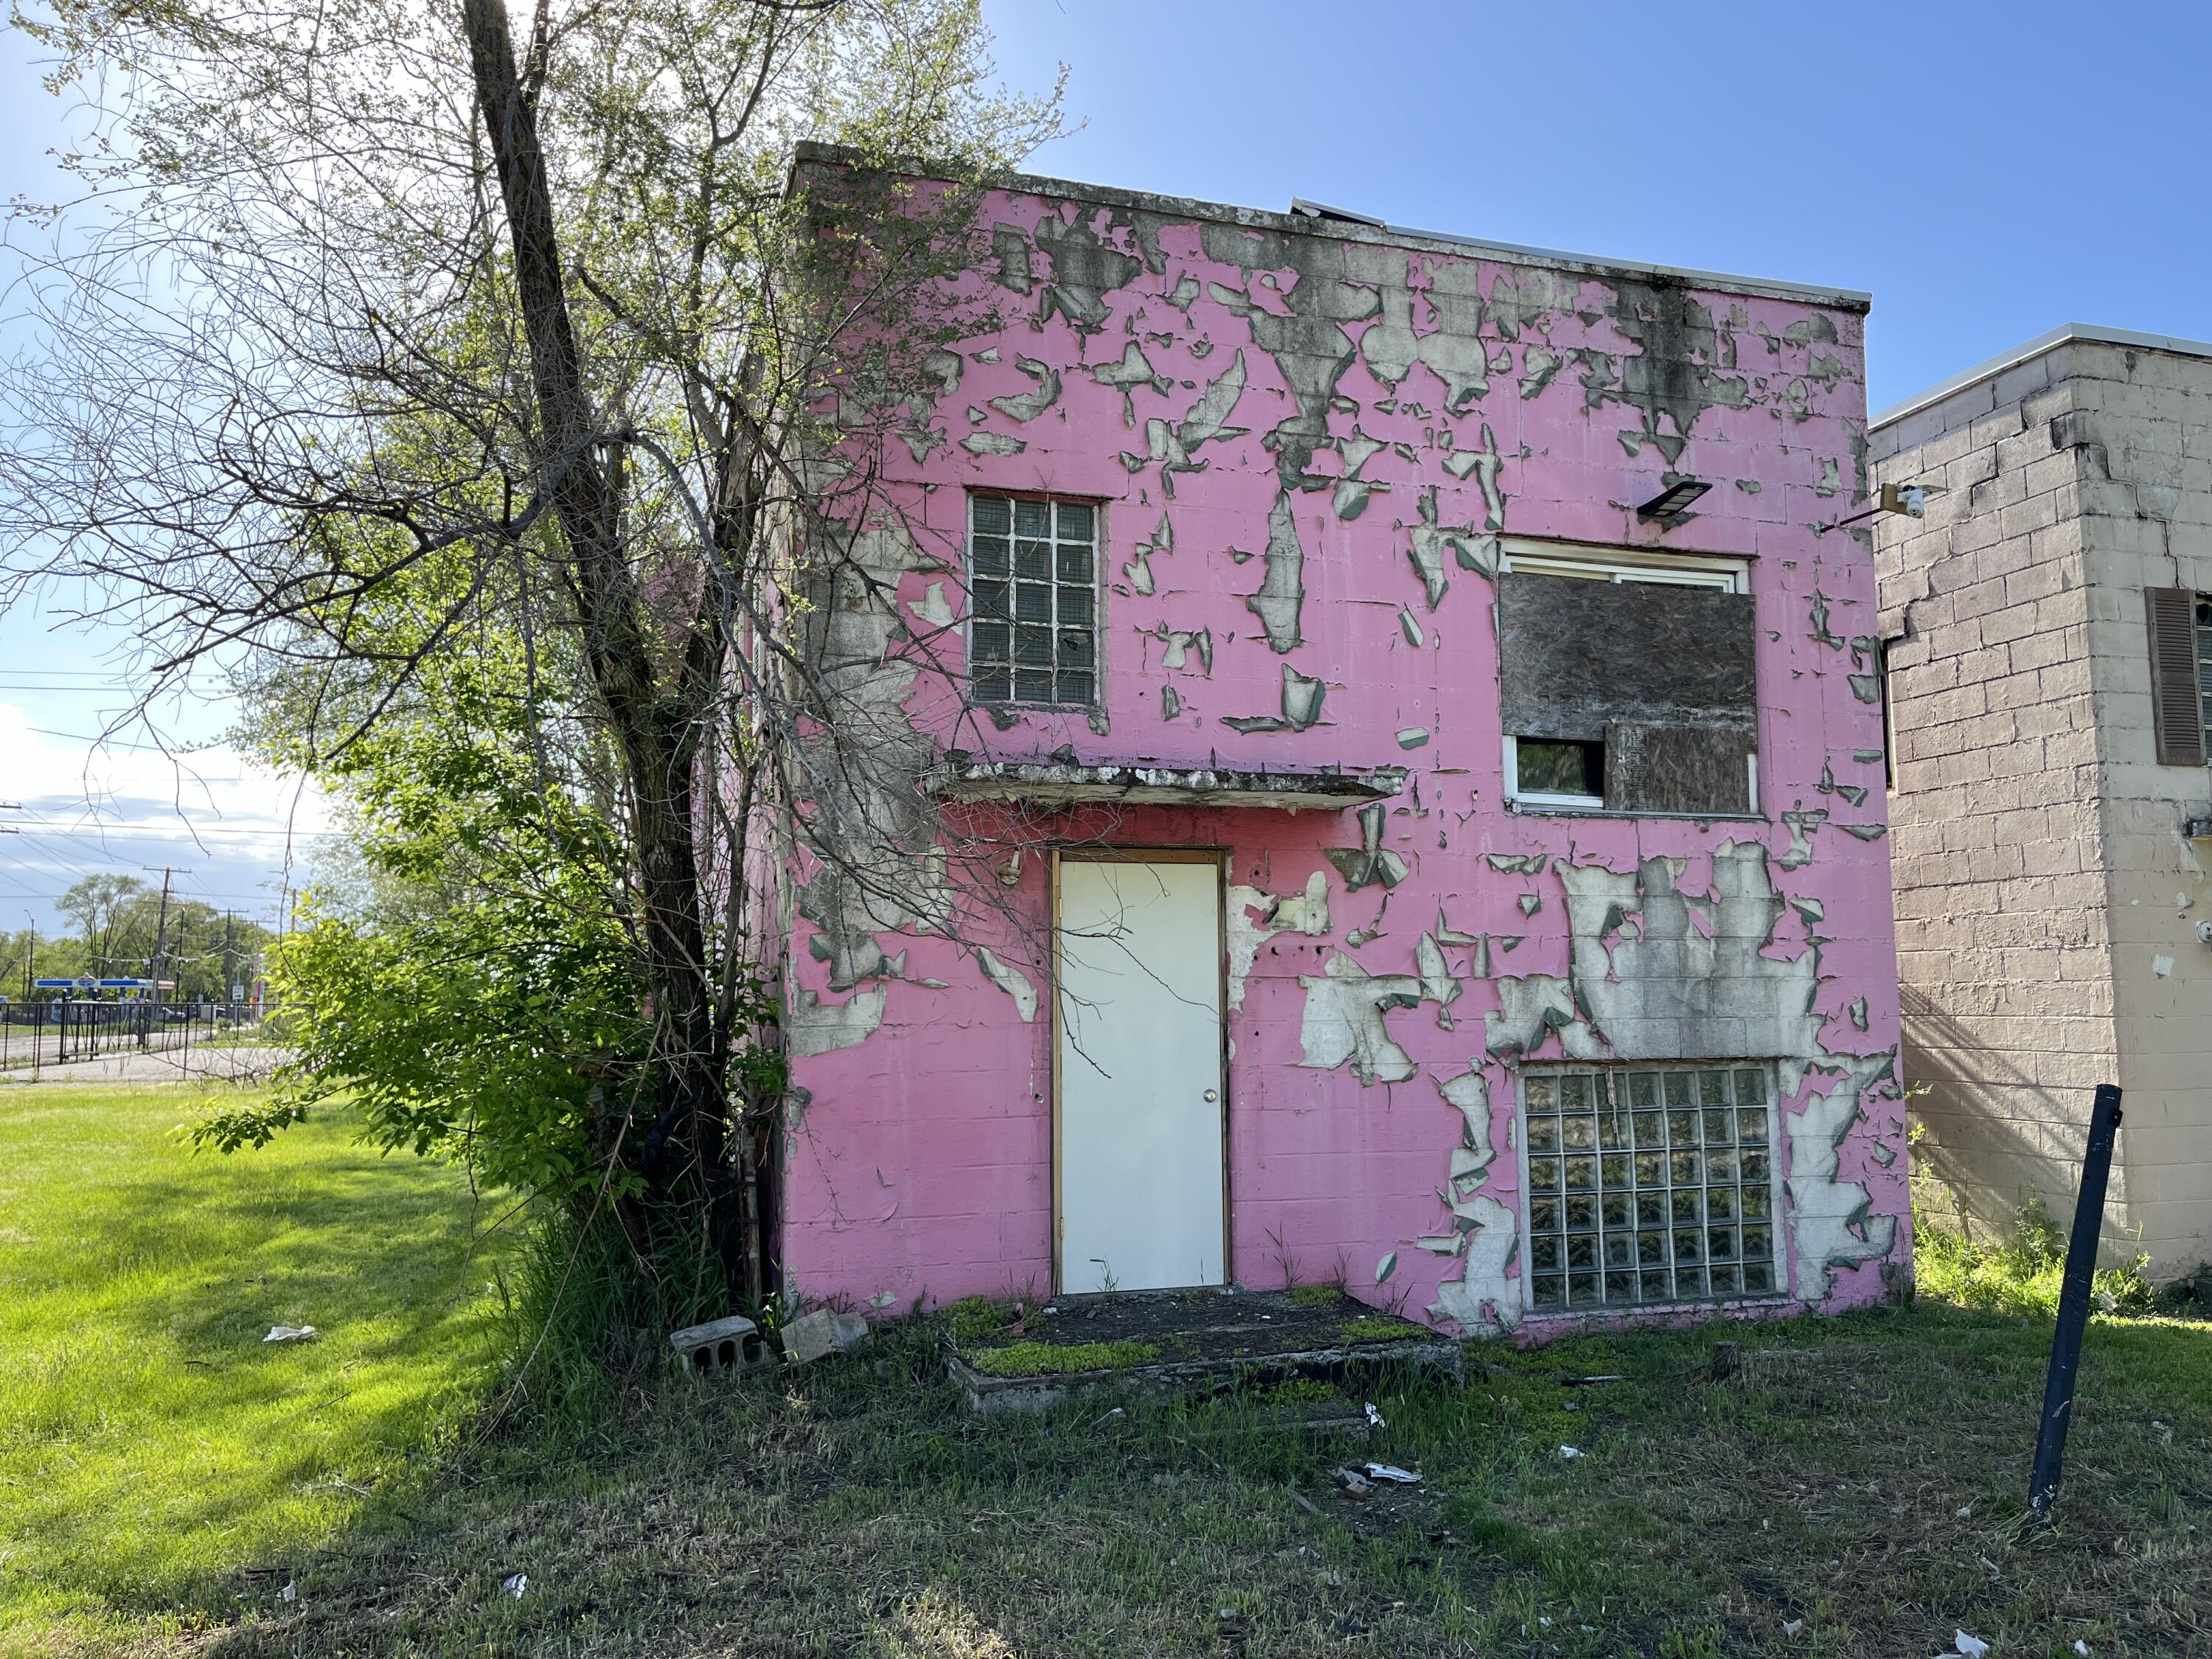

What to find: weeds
left=940, top=1294, right=1011, bottom=1345
left=1913, top=1194, right=2157, bottom=1317
left=484, top=1198, right=749, bottom=1430
left=1340, top=1315, right=1419, bottom=1343
left=965, top=1339, right=1161, bottom=1377
left=133, top=1303, right=2212, bottom=1658
left=1911, top=1128, right=2158, bottom=1319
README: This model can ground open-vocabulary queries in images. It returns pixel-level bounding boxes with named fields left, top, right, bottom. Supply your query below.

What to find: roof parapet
left=1871, top=322, right=2212, bottom=431
left=788, top=141, right=1871, bottom=313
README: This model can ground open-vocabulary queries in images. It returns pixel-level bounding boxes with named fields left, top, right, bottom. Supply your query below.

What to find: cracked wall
left=1874, top=331, right=2212, bottom=1276
left=775, top=156, right=1901, bottom=1326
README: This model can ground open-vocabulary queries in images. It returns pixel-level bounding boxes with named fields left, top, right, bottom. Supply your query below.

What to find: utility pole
left=142, top=868, right=182, bottom=1038
left=223, top=910, right=237, bottom=1015
left=22, top=909, right=38, bottom=1078
left=143, top=867, right=178, bottom=996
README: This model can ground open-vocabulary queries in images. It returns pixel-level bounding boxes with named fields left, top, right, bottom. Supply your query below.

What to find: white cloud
left=0, top=702, right=331, bottom=932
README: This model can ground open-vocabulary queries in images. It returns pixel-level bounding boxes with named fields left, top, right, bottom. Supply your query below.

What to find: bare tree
left=0, top=0, right=1062, bottom=1298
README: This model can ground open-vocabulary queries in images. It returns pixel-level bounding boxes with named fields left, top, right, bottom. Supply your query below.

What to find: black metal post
left=2029, top=1082, right=2124, bottom=1520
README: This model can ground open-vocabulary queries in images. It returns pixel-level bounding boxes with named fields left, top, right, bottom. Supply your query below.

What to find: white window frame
left=1498, top=540, right=1756, bottom=813
left=1498, top=736, right=1607, bottom=811
left=1498, top=540, right=1749, bottom=591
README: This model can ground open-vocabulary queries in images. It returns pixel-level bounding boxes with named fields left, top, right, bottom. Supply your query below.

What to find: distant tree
left=55, top=874, right=146, bottom=978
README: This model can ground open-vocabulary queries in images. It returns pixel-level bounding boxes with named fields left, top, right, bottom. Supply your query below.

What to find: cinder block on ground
left=669, top=1314, right=771, bottom=1376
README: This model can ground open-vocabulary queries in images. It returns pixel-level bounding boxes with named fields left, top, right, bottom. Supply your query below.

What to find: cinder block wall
left=1872, top=348, right=2121, bottom=1249
left=1874, top=335, right=2212, bottom=1275
left=2060, top=341, right=2212, bottom=1273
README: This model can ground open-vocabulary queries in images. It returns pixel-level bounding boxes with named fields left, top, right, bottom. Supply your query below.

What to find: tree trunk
left=460, top=0, right=744, bottom=1295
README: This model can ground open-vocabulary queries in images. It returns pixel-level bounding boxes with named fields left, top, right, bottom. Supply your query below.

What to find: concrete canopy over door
left=1054, top=852, right=1228, bottom=1293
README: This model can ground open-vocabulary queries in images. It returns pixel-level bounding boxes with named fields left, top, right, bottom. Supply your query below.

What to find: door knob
left=1203, top=1089, right=1219, bottom=1102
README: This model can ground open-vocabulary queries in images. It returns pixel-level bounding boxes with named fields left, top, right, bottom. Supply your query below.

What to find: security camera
left=1879, top=481, right=1946, bottom=518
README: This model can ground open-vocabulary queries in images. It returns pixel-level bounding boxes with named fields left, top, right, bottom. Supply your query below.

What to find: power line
left=18, top=725, right=232, bottom=751
left=4, top=822, right=333, bottom=841
left=0, top=672, right=232, bottom=684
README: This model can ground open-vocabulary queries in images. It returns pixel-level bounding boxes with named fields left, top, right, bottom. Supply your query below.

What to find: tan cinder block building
left=1871, top=324, right=2212, bottom=1277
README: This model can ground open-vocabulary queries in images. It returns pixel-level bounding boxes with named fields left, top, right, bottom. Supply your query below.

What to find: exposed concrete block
left=670, top=1315, right=772, bottom=1377
left=781, top=1307, right=871, bottom=1365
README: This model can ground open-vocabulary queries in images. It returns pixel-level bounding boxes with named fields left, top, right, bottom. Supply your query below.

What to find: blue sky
left=4, top=0, right=2207, bottom=932
left=982, top=0, right=2212, bottom=414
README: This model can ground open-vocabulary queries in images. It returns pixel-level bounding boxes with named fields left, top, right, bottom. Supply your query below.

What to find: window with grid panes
left=968, top=494, right=1098, bottom=707
left=1521, top=1064, right=1783, bottom=1312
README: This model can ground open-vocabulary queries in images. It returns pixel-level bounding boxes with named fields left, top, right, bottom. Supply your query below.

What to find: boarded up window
left=1498, top=571, right=1757, bottom=813
left=2146, top=587, right=2208, bottom=768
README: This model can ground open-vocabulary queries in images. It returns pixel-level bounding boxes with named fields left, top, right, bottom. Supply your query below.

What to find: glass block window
left=1521, top=1064, right=1782, bottom=1313
left=969, top=493, right=1098, bottom=707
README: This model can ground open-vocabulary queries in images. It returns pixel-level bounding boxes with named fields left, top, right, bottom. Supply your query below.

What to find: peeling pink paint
left=773, top=159, right=1907, bottom=1335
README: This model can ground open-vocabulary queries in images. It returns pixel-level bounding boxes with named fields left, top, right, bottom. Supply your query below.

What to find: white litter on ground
left=1362, top=1463, right=1420, bottom=1484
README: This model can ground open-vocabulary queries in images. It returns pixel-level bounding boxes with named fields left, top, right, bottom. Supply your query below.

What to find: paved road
left=0, top=1046, right=294, bottom=1085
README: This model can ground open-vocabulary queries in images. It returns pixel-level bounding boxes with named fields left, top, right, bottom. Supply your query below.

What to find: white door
left=1056, top=856, right=1226, bottom=1293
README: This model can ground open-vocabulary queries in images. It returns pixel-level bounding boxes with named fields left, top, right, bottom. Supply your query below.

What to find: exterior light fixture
left=1635, top=478, right=1711, bottom=524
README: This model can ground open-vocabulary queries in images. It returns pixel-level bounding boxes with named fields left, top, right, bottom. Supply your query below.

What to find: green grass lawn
left=2, top=1085, right=2207, bottom=1657
left=0, top=1084, right=509, bottom=1655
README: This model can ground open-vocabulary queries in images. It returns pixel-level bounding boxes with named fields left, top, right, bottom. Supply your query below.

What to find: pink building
left=769, top=147, right=1907, bottom=1337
